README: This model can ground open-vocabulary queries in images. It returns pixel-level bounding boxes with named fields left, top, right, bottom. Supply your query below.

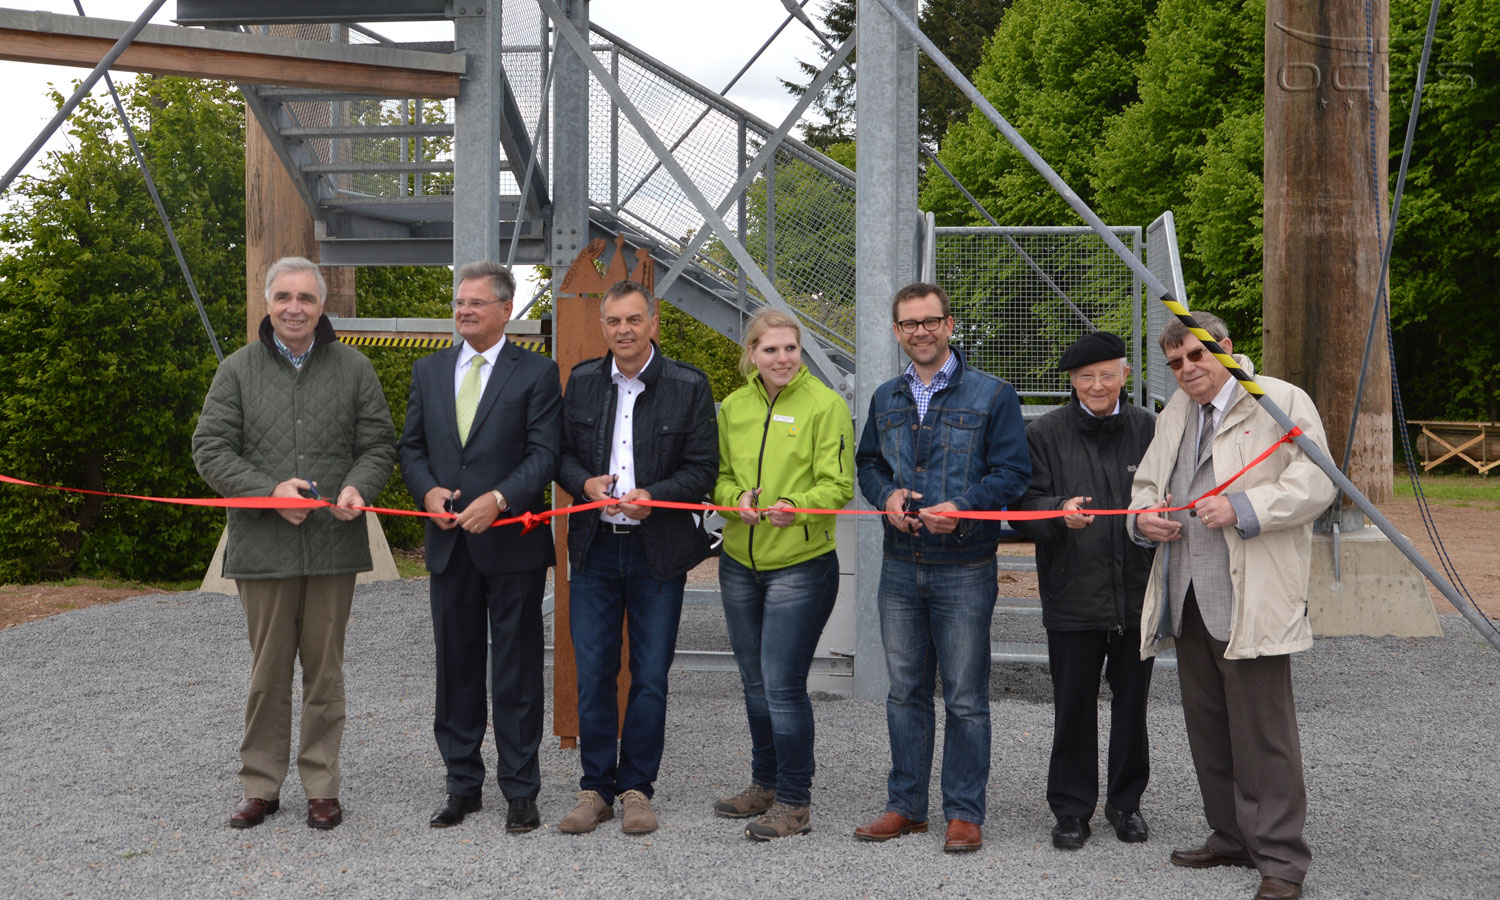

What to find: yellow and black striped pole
left=1156, top=296, right=1265, bottom=398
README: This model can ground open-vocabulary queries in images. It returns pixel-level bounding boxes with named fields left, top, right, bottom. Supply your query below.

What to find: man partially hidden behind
left=1013, top=331, right=1156, bottom=851
left=399, top=261, right=561, bottom=833
left=555, top=279, right=718, bottom=836
left=853, top=282, right=1031, bottom=853
left=1131, top=312, right=1334, bottom=900
left=193, top=256, right=396, bottom=831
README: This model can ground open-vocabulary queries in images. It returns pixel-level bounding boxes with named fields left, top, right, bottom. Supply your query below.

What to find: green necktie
left=456, top=355, right=485, bottom=446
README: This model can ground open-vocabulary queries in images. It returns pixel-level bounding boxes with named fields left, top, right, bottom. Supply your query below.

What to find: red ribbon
left=0, top=429, right=1301, bottom=531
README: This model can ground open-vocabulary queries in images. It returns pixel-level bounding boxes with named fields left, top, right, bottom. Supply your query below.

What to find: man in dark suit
left=399, top=261, right=561, bottom=833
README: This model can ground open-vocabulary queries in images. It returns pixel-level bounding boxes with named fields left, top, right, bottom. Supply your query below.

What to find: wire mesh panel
left=1145, top=211, right=1187, bottom=407
left=933, top=226, right=1143, bottom=401
left=587, top=27, right=858, bottom=354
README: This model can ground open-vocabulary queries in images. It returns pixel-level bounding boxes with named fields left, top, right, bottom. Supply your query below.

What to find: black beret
left=1058, top=331, right=1127, bottom=372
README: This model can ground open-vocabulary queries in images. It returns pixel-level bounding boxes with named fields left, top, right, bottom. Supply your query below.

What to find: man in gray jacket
left=1131, top=313, right=1334, bottom=900
left=193, top=256, right=396, bottom=832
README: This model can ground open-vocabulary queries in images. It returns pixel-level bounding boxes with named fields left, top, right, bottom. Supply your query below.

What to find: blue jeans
left=719, top=551, right=840, bottom=807
left=878, top=555, right=998, bottom=824
left=569, top=528, right=686, bottom=803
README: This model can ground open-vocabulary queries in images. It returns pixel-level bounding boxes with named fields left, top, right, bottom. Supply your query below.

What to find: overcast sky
left=0, top=0, right=829, bottom=190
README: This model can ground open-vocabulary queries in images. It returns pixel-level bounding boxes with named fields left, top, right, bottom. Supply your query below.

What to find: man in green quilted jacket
left=192, top=256, right=396, bottom=832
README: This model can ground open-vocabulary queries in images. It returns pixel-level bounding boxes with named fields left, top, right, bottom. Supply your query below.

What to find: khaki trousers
left=235, top=574, right=356, bottom=800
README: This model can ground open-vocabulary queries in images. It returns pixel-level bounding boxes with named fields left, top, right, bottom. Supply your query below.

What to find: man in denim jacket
left=853, top=282, right=1031, bottom=853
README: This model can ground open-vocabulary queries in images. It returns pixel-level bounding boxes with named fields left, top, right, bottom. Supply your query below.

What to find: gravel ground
left=3, top=579, right=1498, bottom=900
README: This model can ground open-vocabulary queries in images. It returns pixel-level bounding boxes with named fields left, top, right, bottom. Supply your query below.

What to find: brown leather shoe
left=229, top=797, right=279, bottom=829
left=1170, top=844, right=1256, bottom=869
left=943, top=818, right=982, bottom=852
left=307, top=798, right=343, bottom=830
left=853, top=811, right=928, bottom=842
left=1255, top=876, right=1301, bottom=900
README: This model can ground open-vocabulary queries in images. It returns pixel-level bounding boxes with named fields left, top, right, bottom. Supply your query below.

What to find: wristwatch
left=491, top=489, right=507, bottom=511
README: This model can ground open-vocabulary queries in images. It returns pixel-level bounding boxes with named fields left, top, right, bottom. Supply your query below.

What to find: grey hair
left=455, top=261, right=517, bottom=303
left=1159, top=311, right=1229, bottom=352
left=601, top=279, right=658, bottom=317
left=263, top=256, right=327, bottom=302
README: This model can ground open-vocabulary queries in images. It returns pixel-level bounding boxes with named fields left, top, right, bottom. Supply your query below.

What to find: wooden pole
left=551, top=289, right=612, bottom=749
left=244, top=24, right=354, bottom=338
left=1264, top=0, right=1392, bottom=508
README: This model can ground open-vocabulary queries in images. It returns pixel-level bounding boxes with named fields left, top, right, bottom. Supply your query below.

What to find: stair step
left=992, top=641, right=1179, bottom=669
left=995, top=597, right=1042, bottom=615
left=303, top=161, right=455, bottom=175
left=282, top=123, right=454, bottom=139
left=991, top=641, right=1048, bottom=664
left=255, top=87, right=408, bottom=102
left=997, top=555, right=1036, bottom=572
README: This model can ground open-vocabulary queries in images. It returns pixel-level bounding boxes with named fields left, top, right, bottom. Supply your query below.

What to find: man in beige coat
left=1130, top=312, right=1334, bottom=900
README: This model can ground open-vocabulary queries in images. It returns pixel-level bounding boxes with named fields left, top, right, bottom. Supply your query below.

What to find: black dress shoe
left=429, top=793, right=482, bottom=828
left=1104, top=804, right=1148, bottom=842
left=1051, top=815, right=1090, bottom=850
left=506, top=797, right=541, bottom=834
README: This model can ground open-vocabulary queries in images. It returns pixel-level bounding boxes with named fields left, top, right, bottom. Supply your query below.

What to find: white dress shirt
left=1198, top=376, right=1238, bottom=457
left=454, top=336, right=505, bottom=399
left=602, top=347, right=655, bottom=525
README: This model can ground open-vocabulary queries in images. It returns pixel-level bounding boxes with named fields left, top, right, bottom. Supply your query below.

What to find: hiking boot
left=745, top=802, right=812, bottom=841
left=713, top=783, right=776, bottom=819
left=619, top=789, right=658, bottom=834
left=558, top=790, right=613, bottom=834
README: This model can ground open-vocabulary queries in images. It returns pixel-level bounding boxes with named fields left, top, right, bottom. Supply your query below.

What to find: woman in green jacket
left=710, top=309, right=855, bottom=841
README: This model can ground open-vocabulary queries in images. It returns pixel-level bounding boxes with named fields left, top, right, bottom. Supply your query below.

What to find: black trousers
left=429, top=537, right=547, bottom=799
left=1045, top=626, right=1155, bottom=819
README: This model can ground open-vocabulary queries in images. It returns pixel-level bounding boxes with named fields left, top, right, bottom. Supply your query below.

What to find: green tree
left=786, top=0, right=1010, bottom=149
left=915, top=0, right=1013, bottom=147
left=0, top=76, right=465, bottom=578
left=1092, top=0, right=1265, bottom=357
left=921, top=0, right=1156, bottom=227
left=783, top=0, right=857, bottom=150
left=1386, top=0, right=1500, bottom=419
left=0, top=76, right=245, bottom=581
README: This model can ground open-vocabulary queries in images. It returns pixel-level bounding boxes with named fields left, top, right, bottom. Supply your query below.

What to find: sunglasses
left=1167, top=347, right=1210, bottom=371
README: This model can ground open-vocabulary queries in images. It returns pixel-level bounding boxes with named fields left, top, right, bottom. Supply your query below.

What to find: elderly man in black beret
left=1013, top=331, right=1158, bottom=851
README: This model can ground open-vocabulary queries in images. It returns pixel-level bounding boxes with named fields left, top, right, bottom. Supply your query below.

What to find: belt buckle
left=607, top=522, right=636, bottom=534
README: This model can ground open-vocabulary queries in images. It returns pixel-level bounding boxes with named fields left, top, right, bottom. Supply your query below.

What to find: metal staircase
left=235, top=13, right=858, bottom=385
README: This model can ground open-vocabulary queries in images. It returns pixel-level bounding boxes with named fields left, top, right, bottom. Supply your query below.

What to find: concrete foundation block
left=1308, top=527, right=1442, bottom=638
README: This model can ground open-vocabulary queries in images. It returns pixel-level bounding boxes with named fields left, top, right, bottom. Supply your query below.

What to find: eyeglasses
left=1166, top=347, right=1210, bottom=371
left=1071, top=371, right=1122, bottom=388
left=453, top=298, right=504, bottom=310
left=896, top=316, right=947, bottom=334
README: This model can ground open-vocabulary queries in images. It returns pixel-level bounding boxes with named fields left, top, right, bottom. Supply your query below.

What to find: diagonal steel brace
left=655, top=31, right=856, bottom=300
left=537, top=0, right=845, bottom=389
